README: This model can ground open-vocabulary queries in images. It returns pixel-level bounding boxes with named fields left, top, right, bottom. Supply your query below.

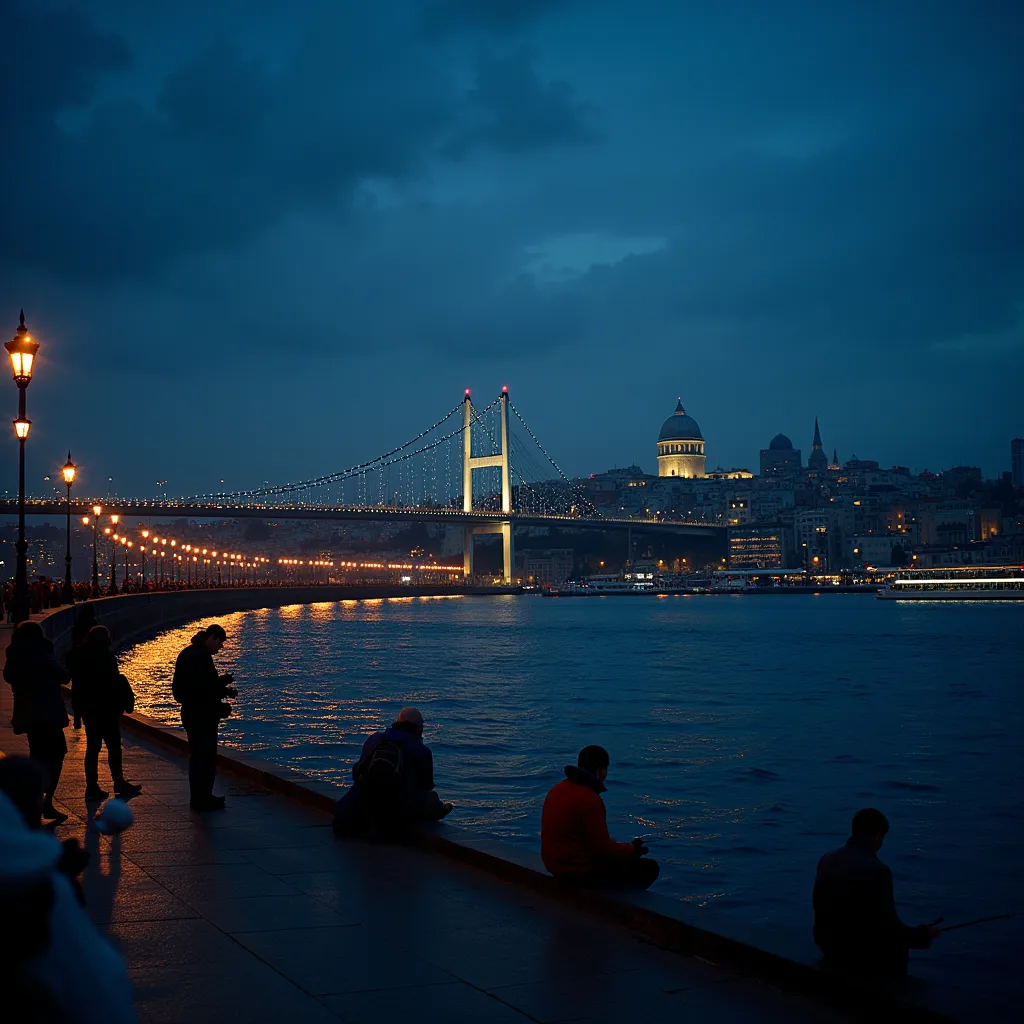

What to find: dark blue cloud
left=1, top=0, right=1021, bottom=493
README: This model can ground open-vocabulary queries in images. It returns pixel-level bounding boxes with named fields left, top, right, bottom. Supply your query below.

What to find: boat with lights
left=877, top=566, right=1024, bottom=600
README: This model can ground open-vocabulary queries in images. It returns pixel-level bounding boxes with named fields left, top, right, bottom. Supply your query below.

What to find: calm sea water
left=121, top=594, right=1023, bottom=1007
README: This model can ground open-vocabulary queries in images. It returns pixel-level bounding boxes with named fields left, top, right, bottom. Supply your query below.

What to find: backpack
left=357, top=736, right=404, bottom=795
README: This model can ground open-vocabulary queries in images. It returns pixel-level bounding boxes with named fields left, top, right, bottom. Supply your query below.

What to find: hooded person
left=3, top=621, right=70, bottom=823
left=333, top=706, right=453, bottom=838
left=0, top=792, right=137, bottom=1023
left=541, top=745, right=659, bottom=890
left=172, top=624, right=235, bottom=811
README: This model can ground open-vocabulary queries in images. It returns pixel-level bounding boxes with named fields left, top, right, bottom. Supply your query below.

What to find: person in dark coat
left=66, top=604, right=97, bottom=730
left=3, top=621, right=70, bottom=823
left=541, top=744, right=659, bottom=889
left=333, top=706, right=453, bottom=838
left=70, top=626, right=141, bottom=801
left=813, top=808, right=940, bottom=977
left=172, top=624, right=235, bottom=811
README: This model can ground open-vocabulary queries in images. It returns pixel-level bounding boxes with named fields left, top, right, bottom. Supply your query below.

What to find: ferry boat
left=877, top=566, right=1024, bottom=600
left=542, top=574, right=655, bottom=596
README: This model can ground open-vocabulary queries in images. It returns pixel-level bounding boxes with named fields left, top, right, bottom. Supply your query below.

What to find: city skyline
left=2, top=1, right=1022, bottom=495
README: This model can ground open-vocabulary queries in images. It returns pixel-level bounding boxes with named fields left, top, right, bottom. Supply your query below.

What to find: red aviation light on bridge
left=464, top=388, right=471, bottom=397
left=501, top=385, right=508, bottom=394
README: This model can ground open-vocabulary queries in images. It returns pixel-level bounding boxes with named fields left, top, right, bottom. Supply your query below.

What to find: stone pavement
left=1, top=623, right=850, bottom=1024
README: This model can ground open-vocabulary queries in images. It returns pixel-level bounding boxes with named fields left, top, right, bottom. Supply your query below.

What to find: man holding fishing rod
left=813, top=808, right=941, bottom=978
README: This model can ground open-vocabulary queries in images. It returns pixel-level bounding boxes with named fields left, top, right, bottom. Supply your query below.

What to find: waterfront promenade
left=0, top=619, right=856, bottom=1024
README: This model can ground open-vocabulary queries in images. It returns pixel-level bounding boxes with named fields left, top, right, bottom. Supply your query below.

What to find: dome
left=658, top=399, right=703, bottom=442
left=768, top=433, right=793, bottom=451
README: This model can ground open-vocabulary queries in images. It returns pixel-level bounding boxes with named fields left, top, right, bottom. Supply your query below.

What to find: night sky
left=3, top=0, right=1022, bottom=498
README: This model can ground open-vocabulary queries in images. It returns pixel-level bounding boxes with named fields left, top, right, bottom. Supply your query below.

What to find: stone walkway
left=1, top=622, right=849, bottom=1024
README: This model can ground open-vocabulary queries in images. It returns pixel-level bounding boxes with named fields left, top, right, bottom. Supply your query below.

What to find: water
left=121, top=593, right=1024, bottom=1008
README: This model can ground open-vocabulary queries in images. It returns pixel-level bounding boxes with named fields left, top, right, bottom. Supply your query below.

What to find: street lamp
left=107, top=513, right=120, bottom=594
left=140, top=529, right=149, bottom=587
left=89, top=504, right=102, bottom=596
left=61, top=451, right=76, bottom=603
left=5, top=311, right=39, bottom=623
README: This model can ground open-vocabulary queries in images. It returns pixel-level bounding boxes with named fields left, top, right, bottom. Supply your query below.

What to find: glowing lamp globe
left=62, top=452, right=76, bottom=486
left=5, top=311, right=39, bottom=385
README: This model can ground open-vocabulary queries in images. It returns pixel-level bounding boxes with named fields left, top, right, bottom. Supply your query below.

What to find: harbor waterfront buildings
left=580, top=401, right=1024, bottom=573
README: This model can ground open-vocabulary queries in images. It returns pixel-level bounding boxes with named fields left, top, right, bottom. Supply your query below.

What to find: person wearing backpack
left=332, top=706, right=453, bottom=838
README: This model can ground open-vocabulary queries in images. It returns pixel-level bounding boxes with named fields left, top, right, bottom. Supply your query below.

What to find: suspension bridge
left=3, top=388, right=722, bottom=581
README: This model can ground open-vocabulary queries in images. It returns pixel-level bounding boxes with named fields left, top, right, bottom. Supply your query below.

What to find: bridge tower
left=462, top=386, right=514, bottom=583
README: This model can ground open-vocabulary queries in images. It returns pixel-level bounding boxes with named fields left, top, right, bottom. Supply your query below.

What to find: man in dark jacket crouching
left=172, top=624, right=235, bottom=811
left=333, top=706, right=453, bottom=838
left=541, top=745, right=659, bottom=890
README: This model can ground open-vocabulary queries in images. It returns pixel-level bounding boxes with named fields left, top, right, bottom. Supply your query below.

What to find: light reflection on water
left=119, top=595, right=1023, bottom=1008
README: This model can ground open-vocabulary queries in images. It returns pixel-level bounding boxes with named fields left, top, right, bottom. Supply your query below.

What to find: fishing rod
left=936, top=913, right=1014, bottom=933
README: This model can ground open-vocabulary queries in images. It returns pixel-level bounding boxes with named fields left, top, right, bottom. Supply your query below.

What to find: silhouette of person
left=172, top=624, right=235, bottom=811
left=814, top=808, right=940, bottom=977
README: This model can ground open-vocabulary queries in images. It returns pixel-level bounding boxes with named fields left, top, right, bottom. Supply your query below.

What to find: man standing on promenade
left=541, top=745, right=659, bottom=890
left=172, top=624, right=236, bottom=811
left=813, top=808, right=940, bottom=977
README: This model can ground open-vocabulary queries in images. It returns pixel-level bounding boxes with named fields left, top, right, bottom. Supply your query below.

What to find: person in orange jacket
left=541, top=744, right=659, bottom=889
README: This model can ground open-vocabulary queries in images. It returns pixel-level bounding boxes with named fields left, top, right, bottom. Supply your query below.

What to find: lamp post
left=107, top=513, right=120, bottom=593
left=121, top=537, right=131, bottom=586
left=140, top=529, right=149, bottom=588
left=61, top=452, right=76, bottom=603
left=89, top=504, right=102, bottom=596
left=5, top=311, right=39, bottom=623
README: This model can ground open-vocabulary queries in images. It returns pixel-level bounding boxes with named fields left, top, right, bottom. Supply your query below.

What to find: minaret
left=829, top=448, right=840, bottom=471
left=807, top=416, right=828, bottom=472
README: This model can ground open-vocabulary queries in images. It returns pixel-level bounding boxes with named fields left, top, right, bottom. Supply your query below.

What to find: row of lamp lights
left=76, top=509, right=273, bottom=596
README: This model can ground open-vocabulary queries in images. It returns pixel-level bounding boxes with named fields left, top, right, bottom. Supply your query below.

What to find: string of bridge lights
left=187, top=400, right=472, bottom=502
left=508, top=402, right=603, bottom=518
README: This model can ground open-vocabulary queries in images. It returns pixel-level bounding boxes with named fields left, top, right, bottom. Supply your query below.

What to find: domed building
left=759, top=432, right=802, bottom=477
left=657, top=398, right=706, bottom=478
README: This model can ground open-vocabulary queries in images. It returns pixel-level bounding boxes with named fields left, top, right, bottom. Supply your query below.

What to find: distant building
left=728, top=524, right=785, bottom=569
left=759, top=433, right=802, bottom=477
left=517, top=548, right=574, bottom=585
left=656, top=398, right=706, bottom=478
left=706, top=467, right=754, bottom=480
left=1012, top=438, right=1024, bottom=487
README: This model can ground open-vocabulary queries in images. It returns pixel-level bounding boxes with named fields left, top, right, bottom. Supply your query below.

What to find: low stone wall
left=119, top=707, right=966, bottom=1023
left=38, top=584, right=513, bottom=657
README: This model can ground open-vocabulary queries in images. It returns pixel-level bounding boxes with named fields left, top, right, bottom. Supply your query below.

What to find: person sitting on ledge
left=333, top=706, right=453, bottom=839
left=541, top=745, right=659, bottom=890
left=813, top=807, right=940, bottom=978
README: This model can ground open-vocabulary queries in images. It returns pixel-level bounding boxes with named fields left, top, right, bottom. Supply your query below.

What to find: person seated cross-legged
left=333, top=707, right=453, bottom=839
left=541, top=744, right=659, bottom=890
